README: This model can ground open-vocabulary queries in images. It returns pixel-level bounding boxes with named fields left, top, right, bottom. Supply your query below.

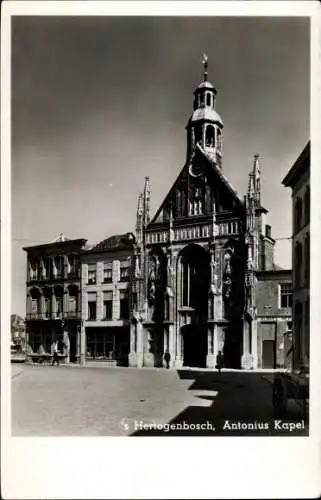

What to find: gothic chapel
left=129, top=57, right=291, bottom=370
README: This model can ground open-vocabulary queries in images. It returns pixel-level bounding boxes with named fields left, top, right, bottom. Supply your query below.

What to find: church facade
left=23, top=60, right=292, bottom=370
left=129, top=59, right=292, bottom=370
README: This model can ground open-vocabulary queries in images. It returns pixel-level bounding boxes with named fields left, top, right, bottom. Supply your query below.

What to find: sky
left=11, top=16, right=310, bottom=316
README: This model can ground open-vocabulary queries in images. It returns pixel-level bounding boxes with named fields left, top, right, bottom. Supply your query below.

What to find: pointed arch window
left=189, top=186, right=203, bottom=216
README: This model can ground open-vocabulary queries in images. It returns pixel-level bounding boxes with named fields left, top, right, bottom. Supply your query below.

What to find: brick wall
left=256, top=270, right=292, bottom=368
left=256, top=272, right=292, bottom=317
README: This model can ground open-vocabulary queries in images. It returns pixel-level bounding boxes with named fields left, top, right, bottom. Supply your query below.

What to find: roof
left=195, top=81, right=215, bottom=90
left=198, top=143, right=243, bottom=205
left=23, top=237, right=87, bottom=252
left=89, top=232, right=135, bottom=253
left=191, top=107, right=223, bottom=125
left=282, top=141, right=310, bottom=187
left=148, top=144, right=244, bottom=225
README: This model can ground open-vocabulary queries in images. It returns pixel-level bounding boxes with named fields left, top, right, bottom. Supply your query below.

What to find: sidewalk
left=24, top=360, right=288, bottom=374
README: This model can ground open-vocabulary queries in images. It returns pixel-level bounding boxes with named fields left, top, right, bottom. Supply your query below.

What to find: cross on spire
left=202, top=53, right=208, bottom=81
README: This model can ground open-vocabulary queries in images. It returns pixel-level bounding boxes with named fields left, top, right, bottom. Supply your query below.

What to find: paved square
left=11, top=364, right=307, bottom=436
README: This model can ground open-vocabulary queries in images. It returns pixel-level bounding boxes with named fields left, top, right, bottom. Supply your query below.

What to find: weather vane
left=202, top=53, right=208, bottom=81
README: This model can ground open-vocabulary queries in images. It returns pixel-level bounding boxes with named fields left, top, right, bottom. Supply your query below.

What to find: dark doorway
left=223, top=322, right=242, bottom=369
left=262, top=340, right=276, bottom=368
left=69, top=329, right=77, bottom=363
left=182, top=324, right=207, bottom=368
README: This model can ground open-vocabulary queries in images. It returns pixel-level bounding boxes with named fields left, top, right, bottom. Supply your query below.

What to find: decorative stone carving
left=222, top=251, right=233, bottom=299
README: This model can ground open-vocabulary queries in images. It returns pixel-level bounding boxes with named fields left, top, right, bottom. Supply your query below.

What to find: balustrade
left=146, top=220, right=240, bottom=244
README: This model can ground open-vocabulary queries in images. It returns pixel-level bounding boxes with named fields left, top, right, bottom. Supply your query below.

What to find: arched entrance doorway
left=178, top=244, right=210, bottom=368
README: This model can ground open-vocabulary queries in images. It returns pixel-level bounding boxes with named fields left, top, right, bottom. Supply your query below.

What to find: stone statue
left=147, top=255, right=160, bottom=305
left=223, top=253, right=233, bottom=300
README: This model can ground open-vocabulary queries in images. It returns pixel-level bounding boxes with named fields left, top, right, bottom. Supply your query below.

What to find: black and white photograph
left=2, top=2, right=320, bottom=499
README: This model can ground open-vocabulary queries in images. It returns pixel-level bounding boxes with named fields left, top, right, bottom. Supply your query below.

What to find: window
left=43, top=297, right=51, bottom=318
left=120, top=260, right=130, bottom=282
left=43, top=257, right=53, bottom=280
left=68, top=295, right=77, bottom=314
left=217, top=129, right=222, bottom=150
left=103, top=291, right=113, bottom=320
left=87, top=292, right=97, bottom=320
left=31, top=298, right=39, bottom=315
left=280, top=283, right=292, bottom=308
left=103, top=263, right=112, bottom=283
left=29, top=260, right=38, bottom=280
left=56, top=296, right=63, bottom=316
left=206, top=93, right=211, bottom=106
left=55, top=256, right=64, bottom=278
left=68, top=255, right=79, bottom=277
left=304, top=186, right=310, bottom=225
left=205, top=125, right=215, bottom=148
left=88, top=264, right=97, bottom=285
left=294, top=198, right=302, bottom=233
left=120, top=291, right=129, bottom=319
left=295, top=242, right=303, bottom=288
left=86, top=330, right=116, bottom=360
left=189, top=186, right=203, bottom=216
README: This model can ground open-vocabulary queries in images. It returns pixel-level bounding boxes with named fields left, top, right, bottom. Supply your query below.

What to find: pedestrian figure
left=51, top=340, right=59, bottom=366
left=216, top=350, right=224, bottom=374
left=164, top=351, right=170, bottom=369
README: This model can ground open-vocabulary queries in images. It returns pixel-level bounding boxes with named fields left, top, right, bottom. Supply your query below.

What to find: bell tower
left=186, top=54, right=224, bottom=167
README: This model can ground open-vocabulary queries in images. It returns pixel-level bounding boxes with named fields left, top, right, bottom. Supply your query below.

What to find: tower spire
left=253, top=154, right=261, bottom=205
left=143, top=176, right=151, bottom=226
left=136, top=192, right=143, bottom=244
left=202, top=53, right=208, bottom=82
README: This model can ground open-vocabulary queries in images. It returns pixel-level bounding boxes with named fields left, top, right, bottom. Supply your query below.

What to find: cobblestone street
left=11, top=364, right=307, bottom=436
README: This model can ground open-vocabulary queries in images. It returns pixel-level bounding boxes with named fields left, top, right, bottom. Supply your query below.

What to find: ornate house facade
left=24, top=234, right=86, bottom=363
left=129, top=59, right=292, bottom=370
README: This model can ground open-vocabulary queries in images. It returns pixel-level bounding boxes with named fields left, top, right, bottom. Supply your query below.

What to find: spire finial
left=202, top=53, right=208, bottom=81
left=143, top=176, right=151, bottom=226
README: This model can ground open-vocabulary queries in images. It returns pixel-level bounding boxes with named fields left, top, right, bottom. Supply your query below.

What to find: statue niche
left=147, top=252, right=166, bottom=321
left=222, top=243, right=245, bottom=319
left=147, top=255, right=159, bottom=305
left=222, top=250, right=233, bottom=300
